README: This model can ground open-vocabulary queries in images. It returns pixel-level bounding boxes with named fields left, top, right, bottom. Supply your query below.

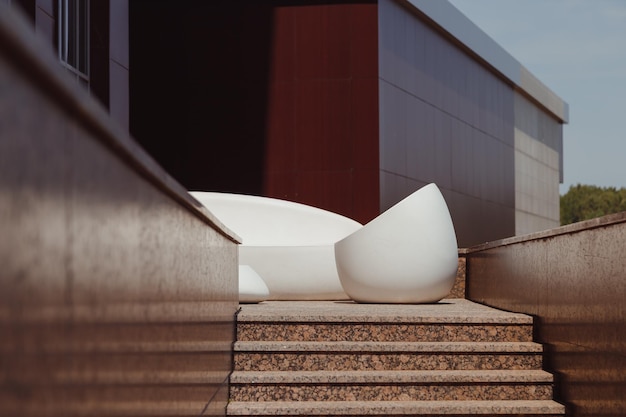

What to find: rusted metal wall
left=0, top=7, right=239, bottom=416
left=466, top=213, right=626, bottom=417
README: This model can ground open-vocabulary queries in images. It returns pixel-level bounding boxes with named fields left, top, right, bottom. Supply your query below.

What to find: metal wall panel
left=266, top=2, right=380, bottom=223
left=514, top=93, right=562, bottom=235
left=378, top=0, right=515, bottom=247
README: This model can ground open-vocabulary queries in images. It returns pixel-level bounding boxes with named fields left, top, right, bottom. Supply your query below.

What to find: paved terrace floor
left=236, top=298, right=533, bottom=324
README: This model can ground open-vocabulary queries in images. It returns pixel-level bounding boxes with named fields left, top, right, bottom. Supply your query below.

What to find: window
left=58, top=0, right=89, bottom=84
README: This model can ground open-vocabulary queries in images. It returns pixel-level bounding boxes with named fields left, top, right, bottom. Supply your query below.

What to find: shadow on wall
left=130, top=0, right=273, bottom=194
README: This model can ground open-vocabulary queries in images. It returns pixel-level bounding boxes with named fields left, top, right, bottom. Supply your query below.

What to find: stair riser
left=237, top=324, right=533, bottom=343
left=230, top=384, right=554, bottom=402
left=227, top=399, right=566, bottom=417
left=234, top=352, right=542, bottom=371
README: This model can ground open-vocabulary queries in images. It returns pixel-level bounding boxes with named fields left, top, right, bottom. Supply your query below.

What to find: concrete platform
left=236, top=298, right=533, bottom=324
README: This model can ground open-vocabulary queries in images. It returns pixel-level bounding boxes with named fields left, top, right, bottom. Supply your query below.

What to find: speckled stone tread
left=236, top=299, right=533, bottom=343
left=231, top=370, right=554, bottom=384
left=230, top=370, right=555, bottom=401
left=231, top=300, right=564, bottom=416
left=234, top=341, right=543, bottom=371
left=227, top=400, right=566, bottom=416
left=234, top=341, right=543, bottom=353
left=236, top=300, right=533, bottom=324
left=237, top=322, right=533, bottom=343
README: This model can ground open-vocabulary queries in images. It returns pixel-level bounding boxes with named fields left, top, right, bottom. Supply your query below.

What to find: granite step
left=229, top=370, right=556, bottom=402
left=227, top=400, right=566, bottom=416
left=229, top=300, right=564, bottom=417
left=233, top=341, right=544, bottom=371
left=236, top=300, right=534, bottom=343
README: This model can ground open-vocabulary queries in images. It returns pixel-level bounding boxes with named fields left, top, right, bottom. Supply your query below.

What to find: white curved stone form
left=238, top=265, right=270, bottom=303
left=189, top=192, right=363, bottom=300
left=335, top=183, right=458, bottom=304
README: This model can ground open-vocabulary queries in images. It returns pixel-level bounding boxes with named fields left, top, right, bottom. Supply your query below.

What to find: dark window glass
left=58, top=0, right=89, bottom=81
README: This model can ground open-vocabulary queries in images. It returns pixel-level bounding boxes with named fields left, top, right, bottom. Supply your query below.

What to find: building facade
left=377, top=0, right=568, bottom=244
left=9, top=0, right=568, bottom=247
left=4, top=0, right=130, bottom=130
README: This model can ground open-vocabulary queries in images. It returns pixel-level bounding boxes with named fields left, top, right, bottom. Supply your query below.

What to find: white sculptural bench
left=190, top=183, right=458, bottom=304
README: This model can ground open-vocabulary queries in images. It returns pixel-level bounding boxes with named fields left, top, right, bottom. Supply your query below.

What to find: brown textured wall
left=0, top=8, right=239, bottom=416
left=264, top=1, right=379, bottom=223
left=466, top=213, right=626, bottom=417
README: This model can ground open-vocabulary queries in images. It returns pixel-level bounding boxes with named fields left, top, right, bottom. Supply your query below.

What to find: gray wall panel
left=378, top=0, right=566, bottom=247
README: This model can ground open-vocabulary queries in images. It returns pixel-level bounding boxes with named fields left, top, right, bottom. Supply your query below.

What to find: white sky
left=447, top=0, right=626, bottom=194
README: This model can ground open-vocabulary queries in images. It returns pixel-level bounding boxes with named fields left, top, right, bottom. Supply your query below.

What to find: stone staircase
left=227, top=299, right=565, bottom=416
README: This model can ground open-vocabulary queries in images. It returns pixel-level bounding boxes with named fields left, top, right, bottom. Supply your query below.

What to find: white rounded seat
left=238, top=265, right=270, bottom=303
left=189, top=192, right=362, bottom=300
left=334, top=183, right=458, bottom=303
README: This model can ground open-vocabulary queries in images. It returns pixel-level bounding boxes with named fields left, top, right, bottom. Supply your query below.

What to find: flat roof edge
left=402, top=0, right=569, bottom=123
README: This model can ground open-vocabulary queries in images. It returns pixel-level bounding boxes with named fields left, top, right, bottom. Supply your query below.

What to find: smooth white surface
left=238, top=265, right=270, bottom=303
left=190, top=192, right=361, bottom=246
left=190, top=192, right=362, bottom=300
left=335, top=183, right=458, bottom=303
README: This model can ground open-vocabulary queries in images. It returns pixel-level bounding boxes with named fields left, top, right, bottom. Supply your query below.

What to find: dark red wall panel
left=263, top=1, right=379, bottom=223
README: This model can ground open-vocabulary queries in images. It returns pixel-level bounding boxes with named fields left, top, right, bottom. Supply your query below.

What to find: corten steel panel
left=378, top=0, right=515, bottom=247
left=266, top=1, right=379, bottom=223
left=296, top=170, right=354, bottom=217
left=295, top=78, right=326, bottom=171
left=352, top=78, right=379, bottom=170
left=294, top=4, right=352, bottom=80
left=466, top=214, right=626, bottom=417
left=0, top=9, right=238, bottom=415
left=264, top=171, right=298, bottom=200
left=352, top=169, right=379, bottom=224
left=349, top=4, right=378, bottom=79
left=270, top=7, right=296, bottom=83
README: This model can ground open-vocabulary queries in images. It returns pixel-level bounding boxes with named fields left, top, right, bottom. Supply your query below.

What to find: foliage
left=560, top=184, right=626, bottom=225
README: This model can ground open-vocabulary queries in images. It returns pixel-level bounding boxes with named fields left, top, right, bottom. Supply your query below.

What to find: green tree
left=560, top=184, right=626, bottom=225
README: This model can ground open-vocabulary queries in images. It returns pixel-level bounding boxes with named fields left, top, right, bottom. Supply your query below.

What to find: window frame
left=58, top=0, right=90, bottom=84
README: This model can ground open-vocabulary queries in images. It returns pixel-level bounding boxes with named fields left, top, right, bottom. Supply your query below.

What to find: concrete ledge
left=236, top=299, right=533, bottom=324
left=463, top=211, right=626, bottom=253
